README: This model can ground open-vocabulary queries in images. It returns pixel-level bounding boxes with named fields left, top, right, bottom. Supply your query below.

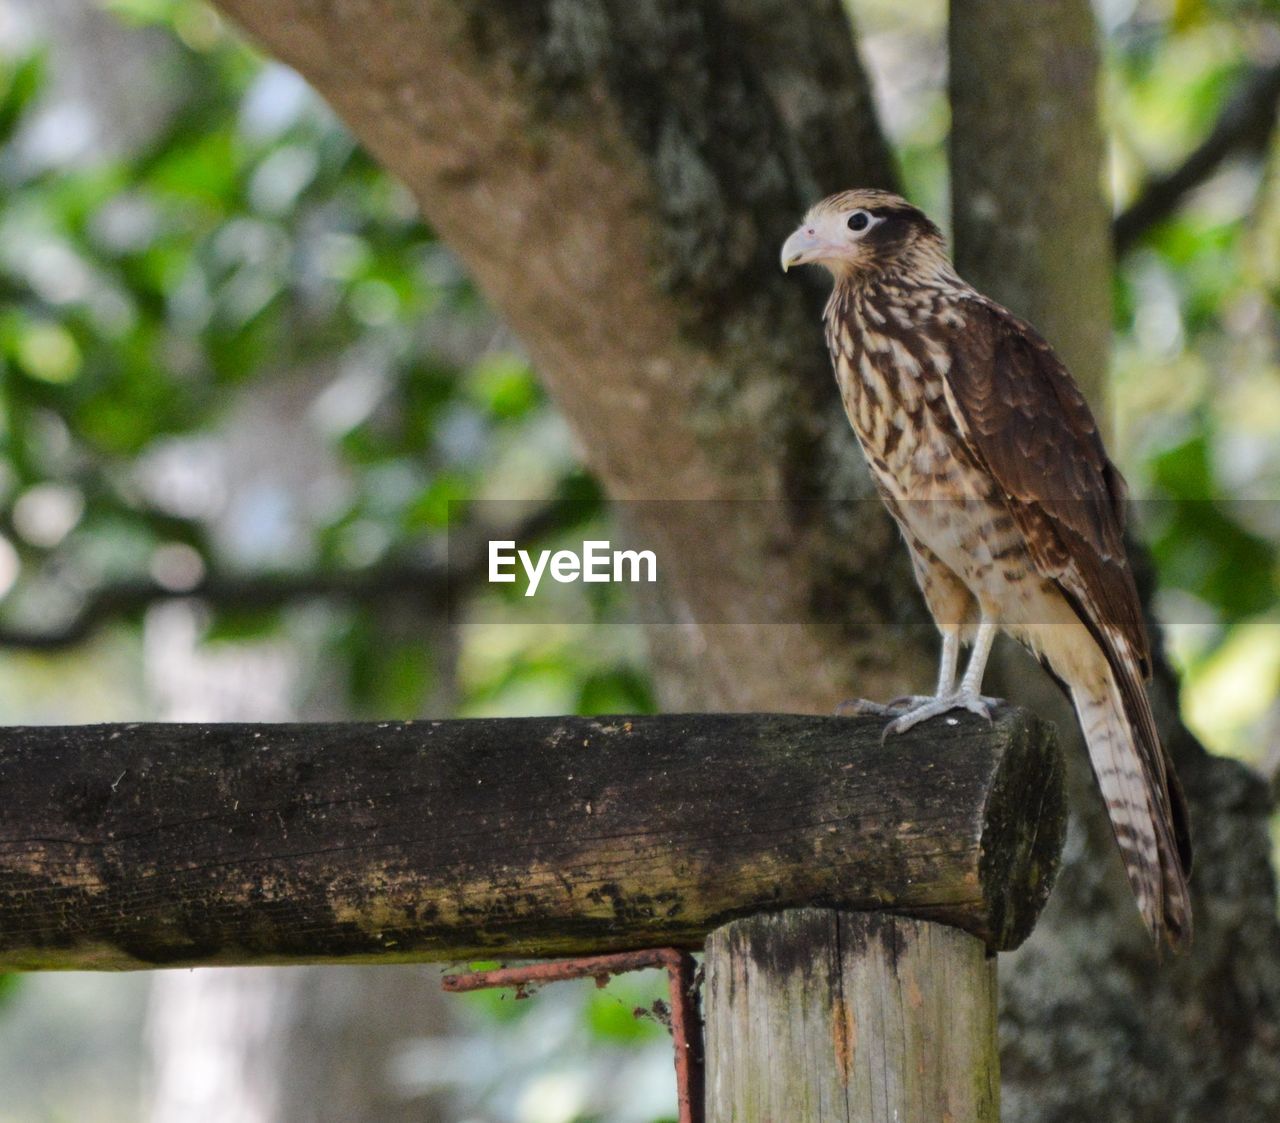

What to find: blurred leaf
left=14, top=321, right=82, bottom=384
left=1148, top=433, right=1278, bottom=622
left=0, top=52, right=44, bottom=146
left=469, top=352, right=541, bottom=420
left=146, top=128, right=240, bottom=205
left=204, top=604, right=285, bottom=642
left=576, top=669, right=655, bottom=716
left=585, top=973, right=667, bottom=1043
left=459, top=981, right=542, bottom=1026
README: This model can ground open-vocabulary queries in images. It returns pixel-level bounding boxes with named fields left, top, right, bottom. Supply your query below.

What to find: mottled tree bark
left=204, top=0, right=1280, bottom=1116
left=949, top=4, right=1280, bottom=1120
left=210, top=0, right=930, bottom=714
left=949, top=0, right=1111, bottom=403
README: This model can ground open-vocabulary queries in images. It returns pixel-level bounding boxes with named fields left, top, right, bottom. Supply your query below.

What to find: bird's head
left=780, top=189, right=946, bottom=281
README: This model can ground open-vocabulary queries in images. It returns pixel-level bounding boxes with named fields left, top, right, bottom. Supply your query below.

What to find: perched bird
left=781, top=189, right=1192, bottom=950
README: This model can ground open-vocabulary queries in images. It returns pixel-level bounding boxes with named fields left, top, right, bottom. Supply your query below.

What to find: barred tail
left=1070, top=670, right=1193, bottom=951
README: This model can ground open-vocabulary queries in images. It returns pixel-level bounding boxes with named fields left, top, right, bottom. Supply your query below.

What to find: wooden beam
left=704, top=909, right=999, bottom=1121
left=0, top=710, right=1064, bottom=970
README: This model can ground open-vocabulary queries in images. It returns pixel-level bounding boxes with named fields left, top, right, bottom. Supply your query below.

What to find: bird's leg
left=883, top=615, right=1002, bottom=735
left=933, top=629, right=961, bottom=698
left=955, top=611, right=999, bottom=702
left=835, top=631, right=960, bottom=717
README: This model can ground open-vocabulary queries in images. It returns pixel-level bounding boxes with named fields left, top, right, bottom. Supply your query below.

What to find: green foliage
left=0, top=51, right=43, bottom=145
left=1104, top=6, right=1280, bottom=758
left=0, top=17, right=645, bottom=721
left=1146, top=431, right=1276, bottom=622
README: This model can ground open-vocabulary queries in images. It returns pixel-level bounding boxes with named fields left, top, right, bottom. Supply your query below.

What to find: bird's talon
left=961, top=695, right=1001, bottom=723
left=836, top=698, right=889, bottom=717
left=836, top=695, right=933, bottom=718
left=881, top=693, right=1004, bottom=736
left=885, top=694, right=936, bottom=711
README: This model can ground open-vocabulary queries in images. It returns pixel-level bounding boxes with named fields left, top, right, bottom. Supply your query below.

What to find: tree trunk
left=949, top=0, right=1111, bottom=404
left=205, top=0, right=1280, bottom=1116
left=146, top=965, right=455, bottom=1123
left=211, top=0, right=930, bottom=714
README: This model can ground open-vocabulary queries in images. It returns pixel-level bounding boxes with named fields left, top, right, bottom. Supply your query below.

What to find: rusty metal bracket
left=443, top=948, right=704, bottom=1123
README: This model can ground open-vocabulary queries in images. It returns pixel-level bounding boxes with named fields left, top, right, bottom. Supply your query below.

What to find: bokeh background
left=0, top=0, right=1277, bottom=1120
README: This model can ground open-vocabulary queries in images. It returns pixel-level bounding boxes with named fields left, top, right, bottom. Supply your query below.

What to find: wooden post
left=704, top=909, right=998, bottom=1122
left=0, top=710, right=1063, bottom=971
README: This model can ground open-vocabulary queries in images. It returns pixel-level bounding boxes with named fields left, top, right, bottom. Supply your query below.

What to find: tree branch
left=1114, top=60, right=1280, bottom=254
left=0, top=564, right=442, bottom=652
left=0, top=503, right=575, bottom=651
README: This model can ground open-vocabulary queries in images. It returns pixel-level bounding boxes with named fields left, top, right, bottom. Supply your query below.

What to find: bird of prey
left=781, top=189, right=1192, bottom=950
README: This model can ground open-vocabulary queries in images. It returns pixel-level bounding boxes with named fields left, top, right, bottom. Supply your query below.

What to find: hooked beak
left=780, top=225, right=826, bottom=272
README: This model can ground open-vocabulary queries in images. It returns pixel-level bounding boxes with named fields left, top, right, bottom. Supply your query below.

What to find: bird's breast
left=827, top=300, right=1051, bottom=624
left=828, top=311, right=968, bottom=499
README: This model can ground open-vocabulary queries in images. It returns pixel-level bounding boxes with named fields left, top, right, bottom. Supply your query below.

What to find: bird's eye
left=847, top=211, right=870, bottom=232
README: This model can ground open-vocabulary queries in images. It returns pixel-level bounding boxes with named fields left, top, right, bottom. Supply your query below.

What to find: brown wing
left=941, top=297, right=1151, bottom=673
left=941, top=296, right=1193, bottom=891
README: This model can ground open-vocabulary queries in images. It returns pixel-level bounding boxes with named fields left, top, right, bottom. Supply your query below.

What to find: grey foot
left=883, top=692, right=1001, bottom=737
left=834, top=695, right=934, bottom=718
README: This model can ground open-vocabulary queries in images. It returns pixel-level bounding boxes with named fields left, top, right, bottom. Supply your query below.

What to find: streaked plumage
left=782, top=189, right=1192, bottom=950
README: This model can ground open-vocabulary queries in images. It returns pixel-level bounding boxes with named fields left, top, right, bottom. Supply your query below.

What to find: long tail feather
left=1070, top=670, right=1192, bottom=951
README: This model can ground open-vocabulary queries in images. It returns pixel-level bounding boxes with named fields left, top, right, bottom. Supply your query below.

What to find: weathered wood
left=704, top=909, right=999, bottom=1122
left=0, top=709, right=1063, bottom=970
